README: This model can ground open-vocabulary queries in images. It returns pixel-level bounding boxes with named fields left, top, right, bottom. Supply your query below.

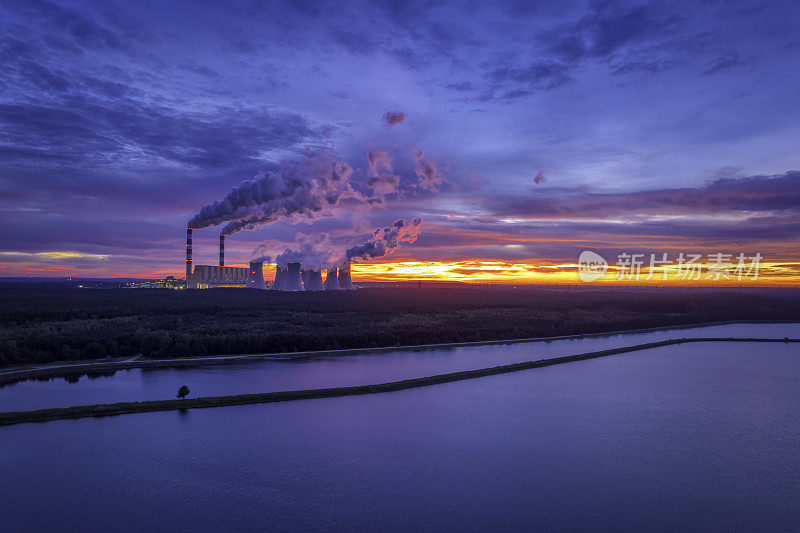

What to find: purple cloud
left=382, top=111, right=406, bottom=128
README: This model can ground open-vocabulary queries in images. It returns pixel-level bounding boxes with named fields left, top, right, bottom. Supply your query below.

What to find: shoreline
left=1, top=337, right=797, bottom=427
left=1, top=319, right=798, bottom=386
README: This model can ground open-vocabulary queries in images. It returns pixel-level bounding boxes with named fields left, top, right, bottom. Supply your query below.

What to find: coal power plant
left=185, top=227, right=356, bottom=290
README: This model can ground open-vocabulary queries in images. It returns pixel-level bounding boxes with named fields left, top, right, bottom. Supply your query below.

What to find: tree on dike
left=177, top=385, right=190, bottom=399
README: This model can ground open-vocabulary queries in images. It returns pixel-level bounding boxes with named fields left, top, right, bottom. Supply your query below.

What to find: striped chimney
left=219, top=234, right=225, bottom=267
left=185, top=228, right=193, bottom=277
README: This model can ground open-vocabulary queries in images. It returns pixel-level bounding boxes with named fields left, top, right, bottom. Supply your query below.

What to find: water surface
left=1, top=341, right=798, bottom=531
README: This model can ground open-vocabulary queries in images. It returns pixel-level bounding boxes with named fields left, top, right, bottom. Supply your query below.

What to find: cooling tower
left=301, top=269, right=310, bottom=287
left=185, top=228, right=193, bottom=277
left=271, top=266, right=287, bottom=290
left=247, top=261, right=266, bottom=289
left=324, top=267, right=340, bottom=290
left=305, top=269, right=324, bottom=291
left=338, top=264, right=352, bottom=289
left=219, top=234, right=225, bottom=267
left=284, top=262, right=305, bottom=291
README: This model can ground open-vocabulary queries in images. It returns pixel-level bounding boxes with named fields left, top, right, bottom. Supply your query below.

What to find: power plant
left=185, top=227, right=355, bottom=290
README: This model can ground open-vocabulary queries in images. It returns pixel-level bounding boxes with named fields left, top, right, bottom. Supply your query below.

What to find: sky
left=1, top=0, right=799, bottom=283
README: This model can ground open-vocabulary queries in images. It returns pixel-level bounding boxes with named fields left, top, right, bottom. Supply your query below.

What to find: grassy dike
left=1, top=337, right=797, bottom=427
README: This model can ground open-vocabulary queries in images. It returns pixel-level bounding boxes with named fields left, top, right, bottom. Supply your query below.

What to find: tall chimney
left=185, top=228, right=193, bottom=277
left=219, top=234, right=225, bottom=267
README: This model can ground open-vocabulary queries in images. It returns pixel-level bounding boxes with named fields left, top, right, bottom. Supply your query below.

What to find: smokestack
left=305, top=269, right=324, bottom=291
left=186, top=228, right=193, bottom=277
left=324, top=267, right=340, bottom=290
left=247, top=261, right=266, bottom=289
left=338, top=264, right=352, bottom=289
left=285, top=262, right=305, bottom=291
left=219, top=234, right=225, bottom=267
left=271, top=266, right=287, bottom=290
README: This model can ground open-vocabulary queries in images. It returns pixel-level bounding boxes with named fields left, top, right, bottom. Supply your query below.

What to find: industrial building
left=187, top=265, right=252, bottom=289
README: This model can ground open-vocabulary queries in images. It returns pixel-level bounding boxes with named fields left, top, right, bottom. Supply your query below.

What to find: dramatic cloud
left=414, top=150, right=444, bottom=192
left=0, top=99, right=315, bottom=170
left=345, top=217, right=423, bottom=263
left=481, top=171, right=800, bottom=220
left=464, top=1, right=736, bottom=101
left=366, top=150, right=400, bottom=196
left=382, top=110, right=406, bottom=128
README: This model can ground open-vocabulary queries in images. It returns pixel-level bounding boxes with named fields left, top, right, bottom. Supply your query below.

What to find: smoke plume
left=188, top=152, right=361, bottom=234
left=345, top=217, right=423, bottom=263
left=382, top=111, right=406, bottom=128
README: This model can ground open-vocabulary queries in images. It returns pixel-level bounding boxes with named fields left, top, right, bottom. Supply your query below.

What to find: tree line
left=1, top=284, right=798, bottom=367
